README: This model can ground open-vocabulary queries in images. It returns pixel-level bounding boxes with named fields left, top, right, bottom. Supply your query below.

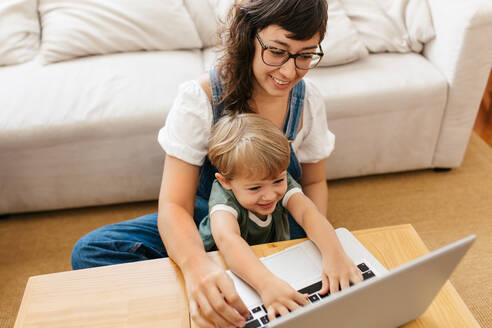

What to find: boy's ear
left=215, top=173, right=232, bottom=190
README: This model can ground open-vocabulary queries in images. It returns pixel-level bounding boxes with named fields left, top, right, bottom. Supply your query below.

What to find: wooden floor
left=474, top=70, right=492, bottom=147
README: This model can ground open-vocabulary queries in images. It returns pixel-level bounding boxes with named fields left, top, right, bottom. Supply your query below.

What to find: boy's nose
left=262, top=190, right=277, bottom=201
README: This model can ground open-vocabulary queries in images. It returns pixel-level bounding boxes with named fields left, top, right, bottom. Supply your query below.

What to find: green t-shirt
left=198, top=172, right=302, bottom=251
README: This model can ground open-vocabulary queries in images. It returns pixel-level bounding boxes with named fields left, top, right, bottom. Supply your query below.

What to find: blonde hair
left=208, top=113, right=290, bottom=180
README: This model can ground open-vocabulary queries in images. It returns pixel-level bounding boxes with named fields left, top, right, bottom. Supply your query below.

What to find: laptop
left=227, top=228, right=475, bottom=328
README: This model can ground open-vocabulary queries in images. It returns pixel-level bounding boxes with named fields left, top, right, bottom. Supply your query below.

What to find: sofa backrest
left=0, top=0, right=436, bottom=67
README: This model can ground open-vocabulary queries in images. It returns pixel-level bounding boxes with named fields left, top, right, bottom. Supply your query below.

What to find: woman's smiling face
left=252, top=25, right=320, bottom=98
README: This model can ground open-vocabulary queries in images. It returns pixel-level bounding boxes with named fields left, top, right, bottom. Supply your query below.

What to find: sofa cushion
left=309, top=53, right=446, bottom=119
left=0, top=50, right=204, bottom=213
left=202, top=47, right=221, bottom=72
left=341, top=0, right=435, bottom=53
left=1, top=50, right=203, bottom=139
left=39, top=0, right=203, bottom=64
left=0, top=0, right=39, bottom=66
left=319, top=0, right=368, bottom=67
left=183, top=0, right=218, bottom=48
left=309, top=53, right=448, bottom=178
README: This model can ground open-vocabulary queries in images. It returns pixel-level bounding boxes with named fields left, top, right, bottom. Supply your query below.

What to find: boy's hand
left=319, top=251, right=363, bottom=296
left=257, top=275, right=309, bottom=322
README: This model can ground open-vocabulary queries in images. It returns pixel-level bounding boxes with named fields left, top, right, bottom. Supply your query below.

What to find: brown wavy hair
left=215, top=0, right=328, bottom=114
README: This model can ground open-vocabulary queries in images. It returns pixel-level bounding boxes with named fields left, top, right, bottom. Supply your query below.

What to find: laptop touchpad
left=261, top=245, right=322, bottom=290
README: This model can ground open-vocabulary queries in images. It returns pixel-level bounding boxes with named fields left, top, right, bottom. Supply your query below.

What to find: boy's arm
left=210, top=210, right=308, bottom=320
left=286, top=193, right=363, bottom=294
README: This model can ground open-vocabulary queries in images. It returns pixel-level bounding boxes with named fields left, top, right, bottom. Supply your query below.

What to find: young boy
left=198, top=113, right=363, bottom=321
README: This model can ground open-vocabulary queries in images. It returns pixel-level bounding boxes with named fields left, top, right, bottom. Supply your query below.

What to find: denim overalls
left=71, top=70, right=307, bottom=269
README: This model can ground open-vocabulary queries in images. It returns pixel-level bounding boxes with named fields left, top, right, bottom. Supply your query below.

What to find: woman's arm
left=157, top=155, right=249, bottom=328
left=300, top=159, right=328, bottom=216
left=211, top=210, right=308, bottom=321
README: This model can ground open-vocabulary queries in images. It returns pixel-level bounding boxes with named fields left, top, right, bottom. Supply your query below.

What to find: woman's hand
left=159, top=156, right=249, bottom=328
left=183, top=255, right=250, bottom=328
left=319, top=250, right=363, bottom=296
left=257, top=275, right=308, bottom=322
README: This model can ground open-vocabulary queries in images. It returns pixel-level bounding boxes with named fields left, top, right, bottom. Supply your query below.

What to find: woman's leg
left=71, top=196, right=211, bottom=270
left=71, top=213, right=165, bottom=269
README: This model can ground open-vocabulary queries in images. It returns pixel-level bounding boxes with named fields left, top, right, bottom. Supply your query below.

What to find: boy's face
left=217, top=170, right=288, bottom=219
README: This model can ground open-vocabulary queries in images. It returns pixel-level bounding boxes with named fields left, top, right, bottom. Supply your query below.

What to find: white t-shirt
left=158, top=78, right=335, bottom=166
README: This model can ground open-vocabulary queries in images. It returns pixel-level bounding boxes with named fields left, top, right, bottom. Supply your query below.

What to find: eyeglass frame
left=255, top=33, right=324, bottom=70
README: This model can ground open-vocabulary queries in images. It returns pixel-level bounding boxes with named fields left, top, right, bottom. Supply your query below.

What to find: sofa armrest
left=423, top=0, right=492, bottom=167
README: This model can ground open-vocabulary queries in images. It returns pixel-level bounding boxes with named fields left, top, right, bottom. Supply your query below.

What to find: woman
left=72, top=1, right=332, bottom=327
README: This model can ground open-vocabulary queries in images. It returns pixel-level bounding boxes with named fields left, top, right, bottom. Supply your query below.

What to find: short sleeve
left=208, top=180, right=242, bottom=218
left=291, top=78, right=335, bottom=163
left=158, top=80, right=213, bottom=166
left=281, top=172, right=303, bottom=207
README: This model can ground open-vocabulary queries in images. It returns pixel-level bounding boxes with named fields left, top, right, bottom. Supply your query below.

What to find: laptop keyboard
left=242, top=262, right=376, bottom=328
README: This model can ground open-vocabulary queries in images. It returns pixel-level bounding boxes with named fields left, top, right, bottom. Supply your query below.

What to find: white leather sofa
left=1, top=0, right=491, bottom=214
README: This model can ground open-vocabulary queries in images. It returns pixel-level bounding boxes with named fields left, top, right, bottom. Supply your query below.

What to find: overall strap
left=283, top=79, right=306, bottom=141
left=196, top=68, right=224, bottom=201
left=208, top=68, right=225, bottom=122
left=283, top=79, right=306, bottom=182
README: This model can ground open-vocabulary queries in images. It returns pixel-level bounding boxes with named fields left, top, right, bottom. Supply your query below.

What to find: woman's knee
left=70, top=225, right=122, bottom=269
left=71, top=233, right=96, bottom=270
left=71, top=219, right=167, bottom=270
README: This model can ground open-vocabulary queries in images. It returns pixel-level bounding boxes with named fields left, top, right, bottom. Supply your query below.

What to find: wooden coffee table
left=14, top=224, right=479, bottom=327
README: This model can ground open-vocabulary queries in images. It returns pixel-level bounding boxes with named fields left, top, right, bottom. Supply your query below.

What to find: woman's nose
left=279, top=57, right=297, bottom=79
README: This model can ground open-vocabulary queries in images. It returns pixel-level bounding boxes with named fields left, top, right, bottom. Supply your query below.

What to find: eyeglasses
left=255, top=33, right=324, bottom=70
